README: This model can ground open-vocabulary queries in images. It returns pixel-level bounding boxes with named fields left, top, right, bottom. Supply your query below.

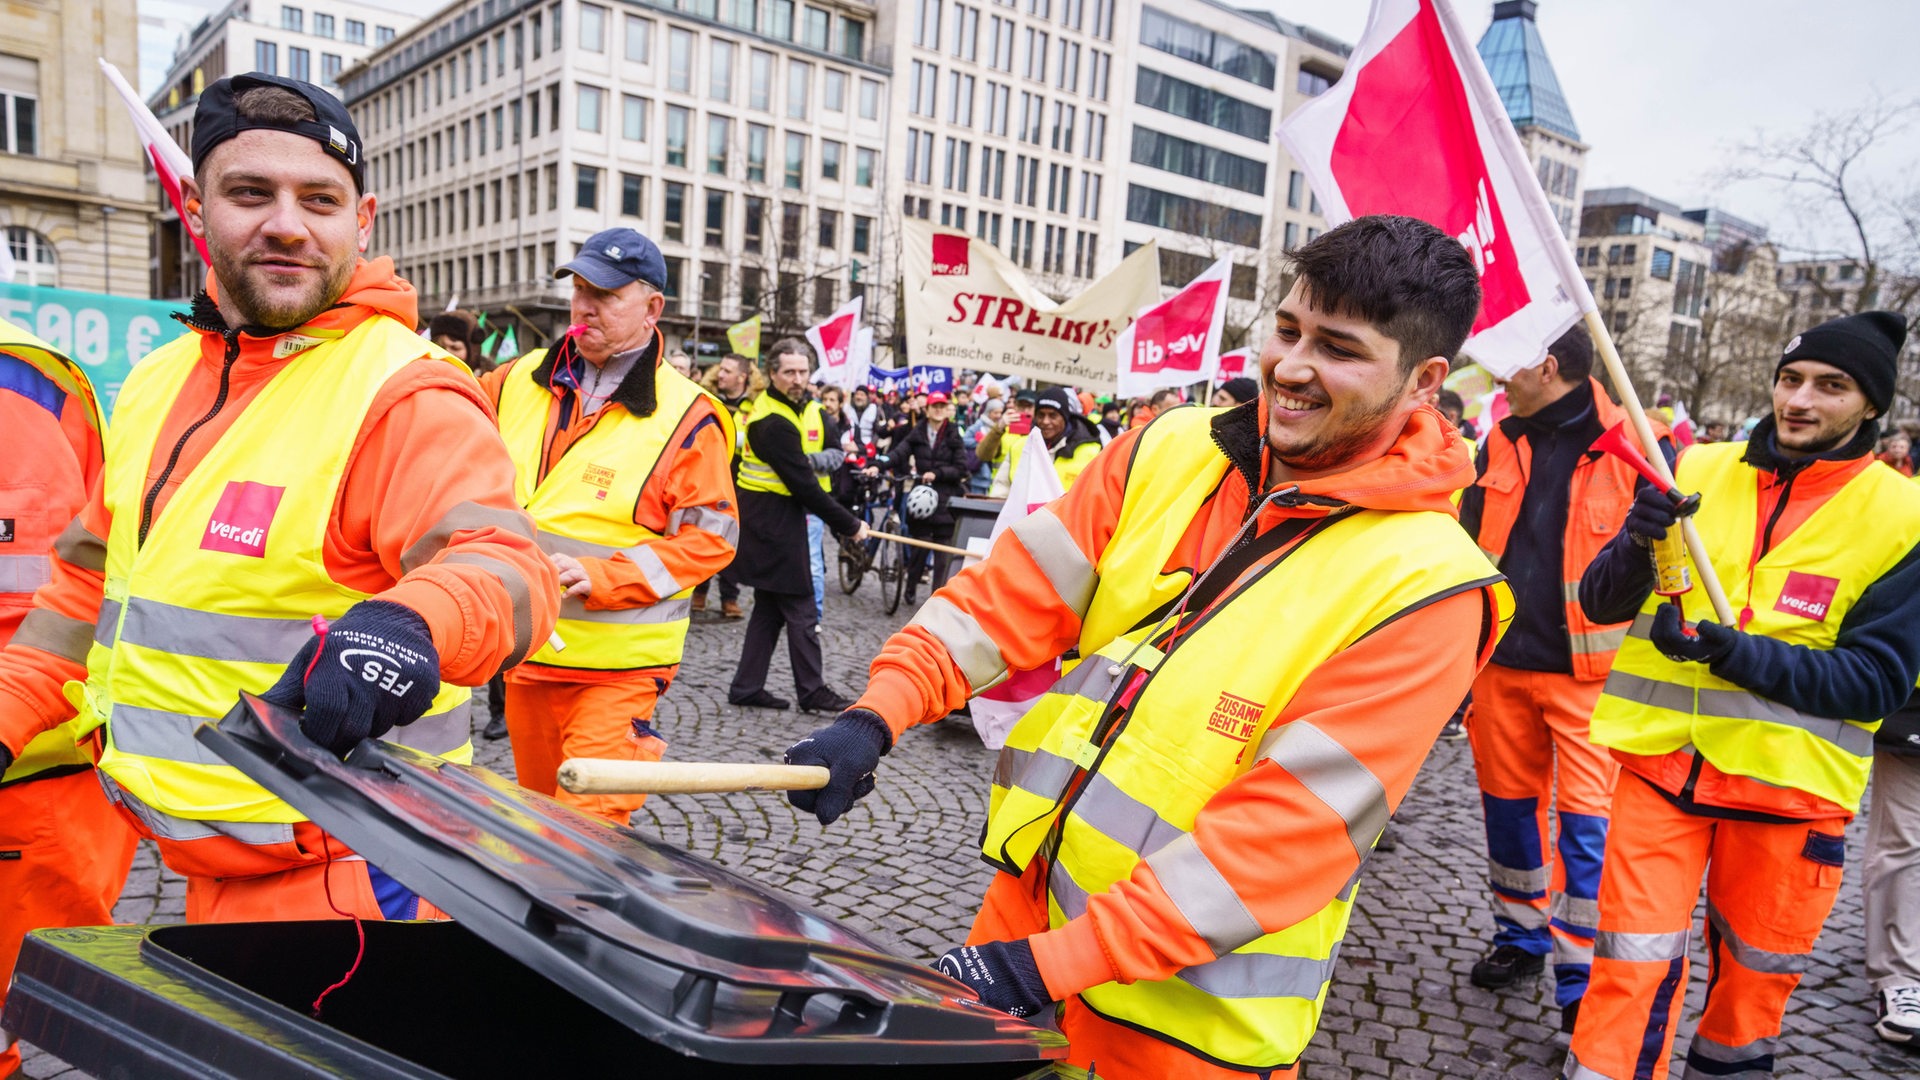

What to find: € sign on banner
left=0, top=282, right=187, bottom=417
left=902, top=219, right=1160, bottom=390
left=1276, top=0, right=1591, bottom=378
left=807, top=295, right=865, bottom=391
left=1113, top=256, right=1231, bottom=398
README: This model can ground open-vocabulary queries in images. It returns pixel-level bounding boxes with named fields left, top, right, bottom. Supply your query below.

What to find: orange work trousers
left=1566, top=772, right=1847, bottom=1080
left=504, top=670, right=671, bottom=824
left=1467, top=664, right=1618, bottom=1006
left=0, top=770, right=138, bottom=1076
left=969, top=862, right=1298, bottom=1080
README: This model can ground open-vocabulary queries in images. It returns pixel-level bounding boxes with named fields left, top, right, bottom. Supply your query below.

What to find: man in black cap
left=476, top=227, right=739, bottom=824
left=994, top=386, right=1105, bottom=494
left=1568, top=310, right=1920, bottom=1078
left=0, top=71, right=557, bottom=924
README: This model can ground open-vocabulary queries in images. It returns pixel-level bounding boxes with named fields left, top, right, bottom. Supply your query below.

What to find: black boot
left=1469, top=944, right=1544, bottom=990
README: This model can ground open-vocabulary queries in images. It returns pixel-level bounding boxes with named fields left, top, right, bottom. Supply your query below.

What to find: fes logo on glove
left=261, top=599, right=440, bottom=756
left=933, top=940, right=1052, bottom=1019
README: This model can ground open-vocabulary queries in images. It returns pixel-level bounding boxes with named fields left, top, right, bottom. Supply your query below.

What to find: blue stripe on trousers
left=1483, top=792, right=1550, bottom=952
left=1635, top=956, right=1687, bottom=1080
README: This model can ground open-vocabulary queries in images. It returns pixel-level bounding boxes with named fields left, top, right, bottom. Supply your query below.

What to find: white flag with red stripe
left=806, top=295, right=865, bottom=390
left=1114, top=256, right=1232, bottom=397
left=99, top=59, right=210, bottom=267
left=968, top=433, right=1067, bottom=749
left=1274, top=0, right=1590, bottom=379
left=1217, top=347, right=1256, bottom=379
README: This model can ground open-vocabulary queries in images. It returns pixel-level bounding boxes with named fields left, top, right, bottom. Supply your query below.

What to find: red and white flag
left=99, top=59, right=210, bottom=267
left=968, top=433, right=1067, bottom=749
left=1274, top=0, right=1589, bottom=379
left=806, top=295, right=864, bottom=390
left=1217, top=347, right=1256, bottom=379
left=1114, top=256, right=1231, bottom=397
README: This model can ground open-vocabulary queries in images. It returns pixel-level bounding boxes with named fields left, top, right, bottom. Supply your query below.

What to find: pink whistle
left=566, top=323, right=588, bottom=338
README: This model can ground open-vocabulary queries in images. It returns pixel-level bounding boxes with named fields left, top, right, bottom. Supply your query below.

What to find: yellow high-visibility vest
left=976, top=407, right=1505, bottom=1069
left=1591, top=441, right=1920, bottom=811
left=89, top=315, right=472, bottom=827
left=496, top=351, right=731, bottom=671
left=737, top=392, right=829, bottom=496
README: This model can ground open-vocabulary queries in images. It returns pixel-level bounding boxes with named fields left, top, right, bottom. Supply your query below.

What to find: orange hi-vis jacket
left=856, top=402, right=1505, bottom=1053
left=1472, top=380, right=1669, bottom=680
left=0, top=258, right=559, bottom=766
left=0, top=325, right=101, bottom=646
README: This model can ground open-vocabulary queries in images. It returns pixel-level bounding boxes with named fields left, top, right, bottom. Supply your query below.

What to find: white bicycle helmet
left=905, top=484, right=941, bottom=520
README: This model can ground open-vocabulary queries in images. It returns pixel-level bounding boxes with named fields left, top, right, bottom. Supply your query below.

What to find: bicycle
left=836, top=460, right=911, bottom=614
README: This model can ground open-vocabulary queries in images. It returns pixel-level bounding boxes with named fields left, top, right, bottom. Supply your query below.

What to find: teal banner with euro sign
left=0, top=282, right=189, bottom=418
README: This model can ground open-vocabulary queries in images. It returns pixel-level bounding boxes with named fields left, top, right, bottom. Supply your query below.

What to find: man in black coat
left=727, top=339, right=868, bottom=712
left=889, top=390, right=973, bottom=602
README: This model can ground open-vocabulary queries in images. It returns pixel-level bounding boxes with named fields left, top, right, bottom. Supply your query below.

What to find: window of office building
left=782, top=203, right=804, bottom=253
left=821, top=139, right=842, bottom=180
left=725, top=0, right=759, bottom=30
left=818, top=208, right=839, bottom=250
left=905, top=128, right=934, bottom=184
left=838, top=16, right=864, bottom=60
left=913, top=0, right=942, bottom=49
left=943, top=137, right=970, bottom=192
left=1131, top=127, right=1266, bottom=195
left=710, top=39, right=735, bottom=101
left=321, top=53, right=342, bottom=85
left=624, top=14, right=652, bottom=62
left=1126, top=184, right=1262, bottom=246
left=376, top=25, right=396, bottom=45
left=1138, top=7, right=1275, bottom=88
left=664, top=181, right=687, bottom=241
left=859, top=77, right=880, bottom=119
left=255, top=41, right=277, bottom=75
left=750, top=50, right=774, bottom=111
left=576, top=165, right=601, bottom=210
left=950, top=4, right=979, bottom=61
left=1135, top=68, right=1270, bottom=142
left=803, top=6, right=830, bottom=49
left=577, top=84, right=604, bottom=131
left=663, top=258, right=684, bottom=306
left=910, top=60, right=938, bottom=118
left=747, top=123, right=769, bottom=181
left=825, top=69, right=846, bottom=112
left=623, top=94, right=648, bottom=140
left=665, top=105, right=689, bottom=166
left=4, top=227, right=55, bottom=287
left=784, top=132, right=806, bottom=189
left=345, top=19, right=365, bottom=43
left=769, top=0, right=794, bottom=39
left=282, top=6, right=303, bottom=32
left=286, top=47, right=310, bottom=82
left=744, top=197, right=766, bottom=253
left=1296, top=66, right=1333, bottom=96
left=580, top=4, right=607, bottom=50
left=0, top=64, right=38, bottom=157
left=313, top=12, right=334, bottom=37
left=742, top=266, right=765, bottom=308
left=708, top=116, right=731, bottom=173
left=853, top=215, right=872, bottom=254
left=787, top=60, right=810, bottom=119
left=706, top=190, right=728, bottom=247
left=856, top=146, right=875, bottom=187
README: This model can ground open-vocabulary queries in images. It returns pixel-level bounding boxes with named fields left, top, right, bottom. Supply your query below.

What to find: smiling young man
left=478, top=227, right=738, bottom=825
left=784, top=217, right=1509, bottom=1079
left=0, top=73, right=557, bottom=923
left=1568, top=311, right=1920, bottom=1080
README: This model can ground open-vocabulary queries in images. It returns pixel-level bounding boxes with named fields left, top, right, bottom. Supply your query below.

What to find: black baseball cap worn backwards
left=191, top=72, right=367, bottom=191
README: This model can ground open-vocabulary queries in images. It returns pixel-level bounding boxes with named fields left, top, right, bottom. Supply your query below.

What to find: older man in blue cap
left=477, top=227, right=739, bottom=824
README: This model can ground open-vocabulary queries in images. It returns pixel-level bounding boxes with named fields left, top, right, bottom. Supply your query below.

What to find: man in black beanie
left=1567, top=308, right=1920, bottom=1077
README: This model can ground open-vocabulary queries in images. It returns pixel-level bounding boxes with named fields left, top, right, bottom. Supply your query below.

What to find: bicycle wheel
left=837, top=539, right=864, bottom=594
left=878, top=512, right=909, bottom=615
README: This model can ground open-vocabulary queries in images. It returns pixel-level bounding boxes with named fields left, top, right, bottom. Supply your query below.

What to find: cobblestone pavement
left=18, top=579, right=1920, bottom=1078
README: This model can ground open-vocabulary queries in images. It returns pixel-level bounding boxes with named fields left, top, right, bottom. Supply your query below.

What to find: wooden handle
left=556, top=759, right=831, bottom=795
left=867, top=529, right=981, bottom=559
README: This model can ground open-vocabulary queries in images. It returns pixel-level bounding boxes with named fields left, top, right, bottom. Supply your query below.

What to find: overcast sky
left=1265, top=0, right=1920, bottom=257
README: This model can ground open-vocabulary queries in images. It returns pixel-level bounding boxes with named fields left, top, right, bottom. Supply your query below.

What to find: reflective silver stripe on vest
left=1049, top=859, right=1091, bottom=919
left=622, top=542, right=685, bottom=600
left=994, top=745, right=1081, bottom=805
left=1489, top=859, right=1550, bottom=895
left=668, top=504, right=741, bottom=547
left=1175, top=949, right=1339, bottom=1000
left=1070, top=772, right=1187, bottom=863
left=1560, top=1051, right=1615, bottom=1080
left=1256, top=719, right=1388, bottom=862
left=1145, top=834, right=1266, bottom=957
left=558, top=595, right=692, bottom=625
left=535, top=530, right=621, bottom=559
left=1696, top=688, right=1877, bottom=757
left=1009, top=507, right=1098, bottom=615
left=1686, top=1031, right=1779, bottom=1074
left=1569, top=626, right=1628, bottom=654
left=1593, top=928, right=1689, bottom=962
left=1562, top=580, right=1581, bottom=603
left=99, top=771, right=297, bottom=846
left=1549, top=892, right=1602, bottom=932
left=94, top=598, right=123, bottom=647
left=114, top=701, right=472, bottom=765
left=910, top=595, right=1006, bottom=691
left=116, top=597, right=313, bottom=665
left=0, top=553, right=51, bottom=593
left=1604, top=670, right=1696, bottom=712
left=1707, top=903, right=1809, bottom=974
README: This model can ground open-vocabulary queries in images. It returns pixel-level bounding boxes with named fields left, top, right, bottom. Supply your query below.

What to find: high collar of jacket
left=1210, top=398, right=1474, bottom=517
left=1740, top=412, right=1880, bottom=479
left=767, top=385, right=812, bottom=414
left=530, top=327, right=662, bottom=418
left=179, top=256, right=416, bottom=376
left=1498, top=377, right=1596, bottom=443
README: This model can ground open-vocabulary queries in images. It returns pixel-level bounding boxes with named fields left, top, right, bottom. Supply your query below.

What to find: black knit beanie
left=1776, top=310, right=1907, bottom=416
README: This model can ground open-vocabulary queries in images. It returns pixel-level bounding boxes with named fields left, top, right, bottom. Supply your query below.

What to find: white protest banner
left=806, top=295, right=863, bottom=390
left=1114, top=257, right=1231, bottom=398
left=902, top=218, right=1160, bottom=390
left=968, top=433, right=1068, bottom=749
left=1274, top=0, right=1589, bottom=379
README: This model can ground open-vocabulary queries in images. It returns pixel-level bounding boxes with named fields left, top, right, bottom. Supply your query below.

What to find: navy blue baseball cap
left=555, top=228, right=668, bottom=291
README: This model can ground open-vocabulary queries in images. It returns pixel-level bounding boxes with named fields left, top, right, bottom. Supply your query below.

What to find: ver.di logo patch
left=1774, top=571, right=1841, bottom=622
left=201, top=481, right=286, bottom=558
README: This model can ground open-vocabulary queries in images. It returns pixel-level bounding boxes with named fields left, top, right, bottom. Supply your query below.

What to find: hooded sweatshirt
left=854, top=396, right=1500, bottom=1003
left=0, top=257, right=559, bottom=756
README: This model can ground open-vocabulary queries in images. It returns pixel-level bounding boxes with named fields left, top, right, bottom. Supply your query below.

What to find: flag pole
left=1582, top=310, right=1735, bottom=624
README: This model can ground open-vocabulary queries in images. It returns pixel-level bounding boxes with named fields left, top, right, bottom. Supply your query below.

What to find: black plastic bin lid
left=196, top=695, right=1065, bottom=1068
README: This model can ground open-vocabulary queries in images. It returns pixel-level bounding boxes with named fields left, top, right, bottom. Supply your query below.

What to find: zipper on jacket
left=1755, top=470, right=1799, bottom=562
left=138, top=331, right=242, bottom=547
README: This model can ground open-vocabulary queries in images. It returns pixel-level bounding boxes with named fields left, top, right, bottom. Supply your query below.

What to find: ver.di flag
left=806, top=295, right=863, bottom=390
left=728, top=314, right=763, bottom=360
left=968, top=432, right=1067, bottom=749
left=1113, top=257, right=1232, bottom=398
left=1274, top=0, right=1590, bottom=378
left=1217, top=346, right=1256, bottom=379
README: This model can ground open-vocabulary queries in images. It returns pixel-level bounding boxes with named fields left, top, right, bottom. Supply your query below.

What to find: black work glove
left=934, top=940, right=1052, bottom=1019
left=1650, top=603, right=1738, bottom=665
left=1625, top=485, right=1695, bottom=545
left=0, top=743, right=12, bottom=776
left=261, top=600, right=439, bottom=756
left=785, top=708, right=892, bottom=825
